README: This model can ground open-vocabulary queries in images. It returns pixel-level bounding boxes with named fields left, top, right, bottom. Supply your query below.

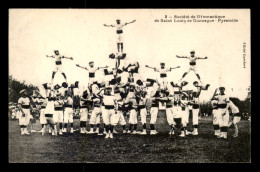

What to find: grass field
left=8, top=114, right=251, bottom=163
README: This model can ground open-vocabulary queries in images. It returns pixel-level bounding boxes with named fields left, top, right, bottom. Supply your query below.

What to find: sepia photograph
left=8, top=9, right=251, bottom=163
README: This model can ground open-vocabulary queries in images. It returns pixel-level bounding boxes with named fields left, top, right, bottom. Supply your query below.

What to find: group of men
left=14, top=19, right=242, bottom=139
left=14, top=47, right=241, bottom=140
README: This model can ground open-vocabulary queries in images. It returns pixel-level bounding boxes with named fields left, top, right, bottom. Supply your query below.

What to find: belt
left=160, top=73, right=167, bottom=78
left=217, top=104, right=227, bottom=108
left=41, top=106, right=46, bottom=109
left=21, top=105, right=30, bottom=109
left=94, top=105, right=101, bottom=108
left=89, top=73, right=95, bottom=78
left=193, top=104, right=199, bottom=109
left=139, top=105, right=146, bottom=109
left=80, top=106, right=88, bottom=109
left=190, top=62, right=196, bottom=66
left=65, top=105, right=73, bottom=108
left=118, top=107, right=124, bottom=111
left=56, top=61, right=62, bottom=65
left=151, top=104, right=158, bottom=107
left=54, top=107, right=63, bottom=111
left=117, top=30, right=123, bottom=34
left=105, top=105, right=114, bottom=109
left=213, top=107, right=218, bottom=110
left=166, top=105, right=173, bottom=108
left=45, top=114, right=53, bottom=117
left=181, top=107, right=186, bottom=111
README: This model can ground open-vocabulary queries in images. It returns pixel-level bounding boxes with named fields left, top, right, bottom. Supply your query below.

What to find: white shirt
left=54, top=54, right=63, bottom=63
left=216, top=94, right=230, bottom=105
left=18, top=97, right=30, bottom=106
left=103, top=95, right=116, bottom=106
left=114, top=23, right=127, bottom=31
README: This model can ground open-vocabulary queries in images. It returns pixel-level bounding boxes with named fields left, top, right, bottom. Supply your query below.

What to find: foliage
left=8, top=75, right=38, bottom=103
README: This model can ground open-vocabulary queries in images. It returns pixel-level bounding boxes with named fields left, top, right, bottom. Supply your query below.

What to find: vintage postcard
left=8, top=9, right=251, bottom=163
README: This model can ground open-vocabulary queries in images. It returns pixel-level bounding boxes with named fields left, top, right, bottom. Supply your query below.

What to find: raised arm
left=197, top=56, right=208, bottom=60
left=124, top=19, right=136, bottom=26
left=62, top=56, right=73, bottom=60
left=103, top=24, right=115, bottom=27
left=210, top=88, right=218, bottom=101
left=98, top=65, right=109, bottom=70
left=176, top=55, right=187, bottom=58
left=167, top=66, right=181, bottom=72
left=46, top=55, right=54, bottom=58
left=145, top=65, right=157, bottom=71
left=76, top=64, right=88, bottom=70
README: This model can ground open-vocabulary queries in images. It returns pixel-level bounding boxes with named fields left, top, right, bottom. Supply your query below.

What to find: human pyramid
left=16, top=19, right=241, bottom=139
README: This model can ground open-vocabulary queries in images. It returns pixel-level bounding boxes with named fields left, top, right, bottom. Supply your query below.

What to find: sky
left=9, top=9, right=251, bottom=101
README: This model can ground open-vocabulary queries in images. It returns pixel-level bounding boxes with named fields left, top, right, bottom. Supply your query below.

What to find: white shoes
left=23, top=129, right=30, bottom=135
left=109, top=133, right=113, bottom=139
left=52, top=131, right=55, bottom=136
left=214, top=130, right=220, bottom=136
left=140, top=130, right=147, bottom=135
left=87, top=129, right=95, bottom=134
left=223, top=133, right=227, bottom=139
left=70, top=128, right=74, bottom=133
left=192, top=130, right=198, bottom=135
left=169, top=131, right=175, bottom=135
left=131, top=130, right=137, bottom=134
left=127, top=130, right=131, bottom=134
left=122, top=130, right=126, bottom=134
left=49, top=128, right=52, bottom=134
left=179, top=131, right=185, bottom=137
left=62, top=128, right=66, bottom=133
left=95, top=129, right=99, bottom=134
left=105, top=133, right=109, bottom=139
left=103, top=130, right=107, bottom=134
left=59, top=131, right=63, bottom=135
left=98, top=132, right=103, bottom=136
left=150, top=130, right=157, bottom=135
left=113, top=130, right=118, bottom=134
left=217, top=132, right=224, bottom=138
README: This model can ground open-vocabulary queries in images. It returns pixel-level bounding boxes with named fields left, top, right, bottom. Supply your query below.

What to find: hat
left=190, top=50, right=195, bottom=54
left=42, top=83, right=49, bottom=90
left=105, top=86, right=112, bottom=89
left=54, top=84, right=61, bottom=90
left=181, top=81, right=189, bottom=87
left=219, top=87, right=225, bottom=90
left=121, top=53, right=126, bottom=59
left=114, top=87, right=120, bottom=93
left=136, top=79, right=143, bottom=86
left=89, top=61, right=94, bottom=64
left=193, top=81, right=199, bottom=86
left=160, top=62, right=165, bottom=65
left=109, top=78, right=117, bottom=85
left=54, top=50, right=59, bottom=52
left=109, top=53, right=115, bottom=59
left=62, top=82, right=68, bottom=88
left=20, top=89, right=27, bottom=94
left=74, top=81, right=79, bottom=88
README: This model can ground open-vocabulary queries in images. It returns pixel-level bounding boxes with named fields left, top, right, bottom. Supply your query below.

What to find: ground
left=8, top=114, right=251, bottom=163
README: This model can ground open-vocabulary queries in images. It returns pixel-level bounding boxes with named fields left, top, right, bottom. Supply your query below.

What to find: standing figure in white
left=104, top=19, right=136, bottom=52
left=176, top=50, right=207, bottom=84
left=46, top=50, right=73, bottom=83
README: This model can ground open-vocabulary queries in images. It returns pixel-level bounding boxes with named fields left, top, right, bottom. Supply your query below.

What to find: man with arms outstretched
left=46, top=50, right=73, bottom=83
left=104, top=19, right=136, bottom=52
